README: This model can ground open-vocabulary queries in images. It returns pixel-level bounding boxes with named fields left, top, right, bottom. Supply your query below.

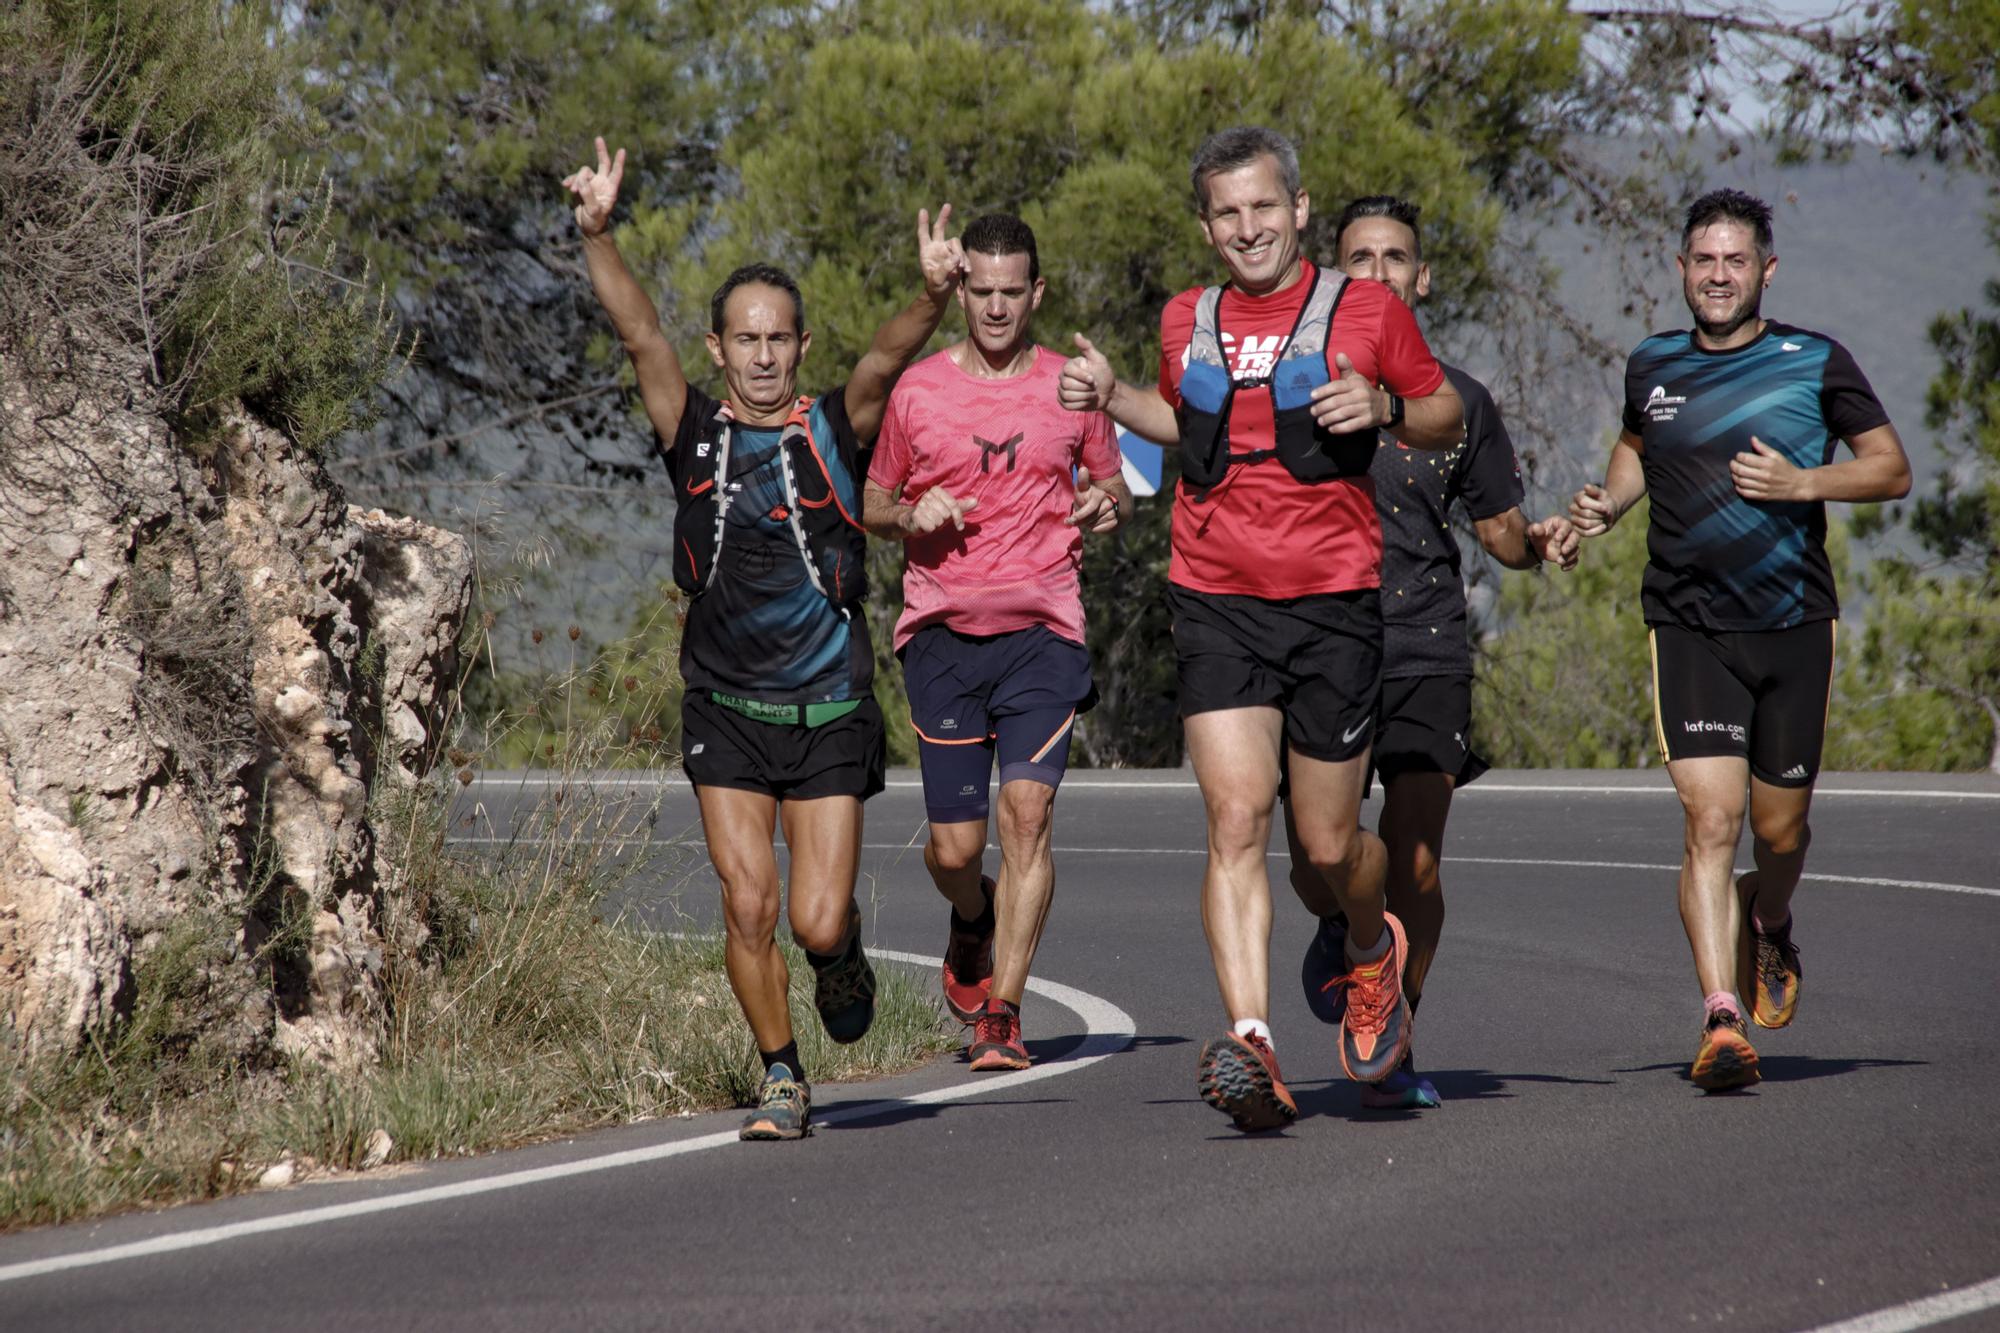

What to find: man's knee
left=720, top=877, right=781, bottom=944
left=1751, top=810, right=1810, bottom=858
left=995, top=783, right=1054, bottom=849
left=1683, top=801, right=1744, bottom=854
left=1207, top=792, right=1273, bottom=856
left=927, top=823, right=987, bottom=876
left=788, top=895, right=853, bottom=955
left=1295, top=820, right=1362, bottom=880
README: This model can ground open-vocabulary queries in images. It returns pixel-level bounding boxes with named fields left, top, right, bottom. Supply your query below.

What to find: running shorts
left=1371, top=674, right=1490, bottom=792
left=1168, top=585, right=1382, bottom=763
left=1649, top=620, right=1836, bottom=788
left=681, top=690, right=886, bottom=801
left=901, top=624, right=1096, bottom=823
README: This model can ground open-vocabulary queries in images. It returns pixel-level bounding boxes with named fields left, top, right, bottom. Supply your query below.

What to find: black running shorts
left=1649, top=620, right=1836, bottom=788
left=1372, top=674, right=1490, bottom=789
left=1168, top=585, right=1382, bottom=763
left=681, top=691, right=886, bottom=801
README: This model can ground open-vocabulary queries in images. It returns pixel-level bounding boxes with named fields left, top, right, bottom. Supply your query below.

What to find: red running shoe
left=1691, top=1010, right=1761, bottom=1092
left=968, top=997, right=1030, bottom=1071
left=941, top=876, right=996, bottom=1024
left=1337, top=912, right=1414, bottom=1085
left=1196, top=1031, right=1298, bottom=1132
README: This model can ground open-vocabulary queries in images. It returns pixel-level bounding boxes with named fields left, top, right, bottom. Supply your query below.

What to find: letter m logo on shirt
left=975, top=432, right=1022, bottom=473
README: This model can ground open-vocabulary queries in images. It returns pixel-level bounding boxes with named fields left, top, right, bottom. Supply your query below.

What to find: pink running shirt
left=870, top=346, right=1121, bottom=649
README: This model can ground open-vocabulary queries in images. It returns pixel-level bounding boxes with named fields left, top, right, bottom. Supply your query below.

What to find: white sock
left=1346, top=927, right=1392, bottom=967
left=1233, top=1018, right=1272, bottom=1048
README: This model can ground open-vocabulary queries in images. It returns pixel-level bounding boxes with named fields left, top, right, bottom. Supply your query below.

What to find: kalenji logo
left=1646, top=384, right=1688, bottom=423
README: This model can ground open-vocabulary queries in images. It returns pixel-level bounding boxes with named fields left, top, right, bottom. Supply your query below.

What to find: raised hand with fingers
left=1059, top=333, right=1114, bottom=413
left=1527, top=515, right=1581, bottom=570
left=1308, top=352, right=1387, bottom=433
left=1065, top=466, right=1120, bottom=534
left=903, top=486, right=978, bottom=536
left=1730, top=435, right=1808, bottom=502
left=562, top=136, right=626, bottom=238
left=1570, top=483, right=1620, bottom=537
left=918, top=205, right=967, bottom=301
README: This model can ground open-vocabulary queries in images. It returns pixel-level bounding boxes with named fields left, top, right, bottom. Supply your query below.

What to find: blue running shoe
left=1359, top=1052, right=1441, bottom=1110
left=1300, top=911, right=1349, bottom=1025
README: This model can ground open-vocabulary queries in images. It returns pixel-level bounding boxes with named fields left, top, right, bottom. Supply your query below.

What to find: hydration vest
left=1176, top=265, right=1376, bottom=489
left=670, top=396, right=868, bottom=615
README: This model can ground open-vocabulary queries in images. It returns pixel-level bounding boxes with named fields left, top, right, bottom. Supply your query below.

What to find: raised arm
left=1058, top=334, right=1179, bottom=445
left=564, top=137, right=688, bottom=445
left=1571, top=430, right=1648, bottom=536
left=844, top=206, right=966, bottom=442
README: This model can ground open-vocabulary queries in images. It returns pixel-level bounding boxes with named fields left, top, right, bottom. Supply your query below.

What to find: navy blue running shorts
left=900, top=624, right=1097, bottom=824
left=1649, top=620, right=1836, bottom=788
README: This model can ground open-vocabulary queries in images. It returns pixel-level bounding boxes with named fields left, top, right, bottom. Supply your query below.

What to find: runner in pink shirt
left=863, top=213, right=1127, bottom=1071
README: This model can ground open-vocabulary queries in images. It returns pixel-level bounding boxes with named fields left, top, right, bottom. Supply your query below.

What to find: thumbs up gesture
left=1308, top=351, right=1390, bottom=433
left=1059, top=332, right=1115, bottom=413
left=1065, top=465, right=1122, bottom=533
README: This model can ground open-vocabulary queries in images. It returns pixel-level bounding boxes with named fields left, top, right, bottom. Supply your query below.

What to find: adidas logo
left=1781, top=763, right=1808, bottom=780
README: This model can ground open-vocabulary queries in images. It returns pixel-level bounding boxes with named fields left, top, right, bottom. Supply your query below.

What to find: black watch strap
left=1386, top=393, right=1405, bottom=428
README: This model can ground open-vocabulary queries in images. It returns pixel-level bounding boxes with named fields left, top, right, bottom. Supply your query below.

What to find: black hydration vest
left=670, top=395, right=868, bottom=614
left=1176, top=265, right=1377, bottom=489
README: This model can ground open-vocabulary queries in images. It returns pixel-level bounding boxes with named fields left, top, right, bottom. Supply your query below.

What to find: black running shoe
left=739, top=1063, right=811, bottom=1140
left=1300, top=911, right=1349, bottom=1025
left=811, top=906, right=876, bottom=1044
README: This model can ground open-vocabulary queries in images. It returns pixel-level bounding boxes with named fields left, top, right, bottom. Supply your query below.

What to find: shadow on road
left=1613, top=1056, right=1926, bottom=1084
left=820, top=1097, right=1074, bottom=1130
left=1282, top=1068, right=1618, bottom=1120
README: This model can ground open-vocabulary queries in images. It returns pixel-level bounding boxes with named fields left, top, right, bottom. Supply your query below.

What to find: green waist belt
left=709, top=691, right=862, bottom=728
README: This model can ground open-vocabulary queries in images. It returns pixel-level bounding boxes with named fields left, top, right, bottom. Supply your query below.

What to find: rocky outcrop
left=0, top=358, right=470, bottom=1065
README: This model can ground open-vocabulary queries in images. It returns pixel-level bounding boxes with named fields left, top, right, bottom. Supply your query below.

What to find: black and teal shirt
left=1622, top=321, right=1889, bottom=631
left=663, top=384, right=874, bottom=705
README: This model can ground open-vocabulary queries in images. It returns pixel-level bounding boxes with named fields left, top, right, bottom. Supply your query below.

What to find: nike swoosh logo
left=1342, top=716, right=1371, bottom=745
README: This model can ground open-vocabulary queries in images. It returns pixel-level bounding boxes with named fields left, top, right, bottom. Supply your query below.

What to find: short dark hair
left=710, top=262, right=805, bottom=336
left=961, top=213, right=1039, bottom=282
left=1334, top=195, right=1424, bottom=262
left=1189, top=126, right=1300, bottom=215
left=1681, top=188, right=1774, bottom=258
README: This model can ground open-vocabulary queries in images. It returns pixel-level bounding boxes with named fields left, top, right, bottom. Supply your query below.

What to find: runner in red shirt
left=864, top=214, right=1127, bottom=1071
left=1060, top=126, right=1464, bottom=1132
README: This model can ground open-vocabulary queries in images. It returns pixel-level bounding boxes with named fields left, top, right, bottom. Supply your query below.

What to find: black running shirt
left=1622, top=321, right=1888, bottom=631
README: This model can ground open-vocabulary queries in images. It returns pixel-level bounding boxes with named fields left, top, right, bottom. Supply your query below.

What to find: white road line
left=0, top=953, right=1134, bottom=1286
left=468, top=774, right=2000, bottom=800
left=441, top=839, right=2000, bottom=899
left=1803, top=1273, right=2000, bottom=1332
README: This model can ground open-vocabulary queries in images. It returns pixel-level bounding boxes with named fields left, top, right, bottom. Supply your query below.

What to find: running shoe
left=1299, top=910, right=1349, bottom=1026
left=1751, top=916, right=1802, bottom=1030
left=1690, top=1010, right=1761, bottom=1092
left=941, top=875, right=997, bottom=1024
left=1359, top=1051, right=1441, bottom=1111
left=811, top=905, right=876, bottom=1044
left=739, top=1063, right=811, bottom=1140
left=967, top=997, right=1031, bottom=1071
left=1336, top=912, right=1413, bottom=1085
left=1196, top=1031, right=1298, bottom=1132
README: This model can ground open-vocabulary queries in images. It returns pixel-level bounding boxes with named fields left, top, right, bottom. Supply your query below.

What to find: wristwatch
left=1384, top=392, right=1405, bottom=430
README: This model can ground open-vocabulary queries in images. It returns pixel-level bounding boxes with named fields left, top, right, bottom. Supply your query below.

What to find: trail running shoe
left=1691, top=1010, right=1762, bottom=1092
left=1196, top=1031, right=1298, bottom=1132
left=739, top=1063, right=811, bottom=1140
left=1337, top=912, right=1414, bottom=1085
left=1359, top=1051, right=1442, bottom=1111
left=967, top=997, right=1031, bottom=1071
left=1751, top=916, right=1802, bottom=1030
left=1300, top=910, right=1349, bottom=1026
left=811, top=906, right=876, bottom=1045
left=942, top=875, right=997, bottom=1024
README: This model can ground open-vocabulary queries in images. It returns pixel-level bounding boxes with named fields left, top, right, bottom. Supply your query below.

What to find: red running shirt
left=1157, top=261, right=1446, bottom=598
left=870, top=346, right=1121, bottom=649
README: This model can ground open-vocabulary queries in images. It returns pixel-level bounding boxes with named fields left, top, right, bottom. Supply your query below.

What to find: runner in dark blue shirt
left=1571, top=188, right=1911, bottom=1091
left=565, top=137, right=965, bottom=1139
left=1290, top=196, right=1579, bottom=1111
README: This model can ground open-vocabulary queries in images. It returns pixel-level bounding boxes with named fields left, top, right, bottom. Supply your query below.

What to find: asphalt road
left=5, top=769, right=1998, bottom=1332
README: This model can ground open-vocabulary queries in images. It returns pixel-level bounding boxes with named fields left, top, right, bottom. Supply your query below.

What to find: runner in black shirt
left=1570, top=189, right=1911, bottom=1090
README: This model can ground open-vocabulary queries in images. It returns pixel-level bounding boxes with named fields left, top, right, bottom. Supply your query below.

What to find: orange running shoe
left=1196, top=1032, right=1298, bottom=1132
left=1691, top=1010, right=1762, bottom=1091
left=967, top=997, right=1030, bottom=1071
left=1751, top=916, right=1802, bottom=1029
left=1336, top=912, right=1414, bottom=1084
left=941, top=876, right=996, bottom=1024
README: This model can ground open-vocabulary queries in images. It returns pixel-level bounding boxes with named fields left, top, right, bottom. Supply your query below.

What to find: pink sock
left=1705, top=990, right=1742, bottom=1022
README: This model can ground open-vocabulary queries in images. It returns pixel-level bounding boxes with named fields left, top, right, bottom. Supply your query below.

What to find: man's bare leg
left=925, top=818, right=991, bottom=919
left=1738, top=776, right=1812, bottom=1025
left=1285, top=747, right=1386, bottom=949
left=779, top=794, right=864, bottom=956
left=1183, top=707, right=1284, bottom=1023
left=697, top=785, right=790, bottom=1052
left=1666, top=755, right=1763, bottom=1089
left=991, top=778, right=1056, bottom=1005
left=1377, top=771, right=1454, bottom=1003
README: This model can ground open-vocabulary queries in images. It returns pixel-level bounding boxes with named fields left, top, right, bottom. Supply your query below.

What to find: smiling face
left=1677, top=219, right=1776, bottom=346
left=957, top=249, right=1043, bottom=362
left=1198, top=155, right=1309, bottom=295
left=705, top=283, right=810, bottom=421
left=1337, top=215, right=1430, bottom=310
